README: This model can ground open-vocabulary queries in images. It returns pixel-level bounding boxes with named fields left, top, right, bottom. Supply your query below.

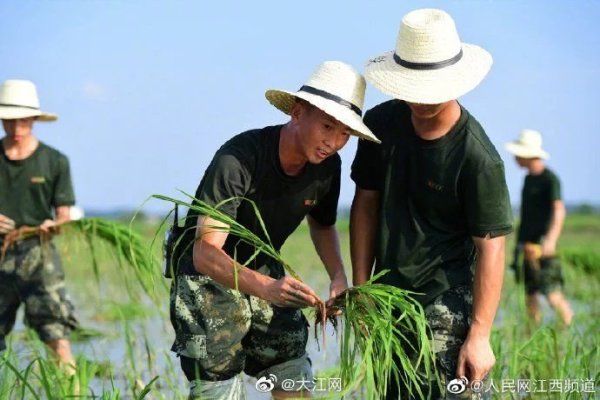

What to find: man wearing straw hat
left=505, top=129, right=573, bottom=326
left=0, top=80, right=78, bottom=370
left=170, top=61, right=379, bottom=399
left=350, top=9, right=512, bottom=399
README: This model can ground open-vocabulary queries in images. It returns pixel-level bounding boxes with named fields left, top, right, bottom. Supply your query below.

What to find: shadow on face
left=290, top=100, right=351, bottom=164
left=406, top=101, right=451, bottom=119
left=515, top=156, right=531, bottom=168
left=2, top=117, right=35, bottom=141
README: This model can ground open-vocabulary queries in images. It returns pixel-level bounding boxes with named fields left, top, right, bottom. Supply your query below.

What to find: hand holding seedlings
left=263, top=275, right=321, bottom=308
left=0, top=214, right=15, bottom=234
left=326, top=271, right=348, bottom=314
left=39, top=219, right=59, bottom=234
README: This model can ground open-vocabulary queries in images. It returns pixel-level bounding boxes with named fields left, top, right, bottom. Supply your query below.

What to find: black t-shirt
left=179, top=125, right=340, bottom=273
left=0, top=141, right=75, bottom=228
left=517, top=168, right=561, bottom=243
left=351, top=100, right=513, bottom=304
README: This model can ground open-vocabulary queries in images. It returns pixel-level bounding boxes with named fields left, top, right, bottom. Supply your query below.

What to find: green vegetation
left=0, top=210, right=598, bottom=399
left=155, top=194, right=436, bottom=400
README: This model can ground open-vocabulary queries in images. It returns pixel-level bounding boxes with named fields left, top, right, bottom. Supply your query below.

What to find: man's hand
left=0, top=214, right=16, bottom=234
left=39, top=219, right=58, bottom=234
left=456, top=332, right=495, bottom=382
left=541, top=239, right=557, bottom=257
left=327, top=271, right=348, bottom=307
left=262, top=276, right=321, bottom=308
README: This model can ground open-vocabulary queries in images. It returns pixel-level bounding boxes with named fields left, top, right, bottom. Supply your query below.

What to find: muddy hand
left=326, top=272, right=348, bottom=315
left=0, top=214, right=16, bottom=234
left=265, top=276, right=321, bottom=308
left=39, top=219, right=59, bottom=234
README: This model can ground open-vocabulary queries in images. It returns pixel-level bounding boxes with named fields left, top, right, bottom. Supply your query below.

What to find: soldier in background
left=0, top=79, right=78, bottom=371
left=506, top=129, right=573, bottom=325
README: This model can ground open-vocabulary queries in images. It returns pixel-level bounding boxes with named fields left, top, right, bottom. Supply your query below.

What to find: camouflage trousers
left=523, top=255, right=564, bottom=296
left=385, top=285, right=491, bottom=400
left=0, top=238, right=78, bottom=352
left=170, top=261, right=313, bottom=397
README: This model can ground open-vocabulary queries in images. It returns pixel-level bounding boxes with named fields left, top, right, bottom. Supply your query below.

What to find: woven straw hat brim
left=364, top=43, right=492, bottom=104
left=0, top=106, right=57, bottom=122
left=265, top=89, right=380, bottom=143
left=505, top=142, right=550, bottom=160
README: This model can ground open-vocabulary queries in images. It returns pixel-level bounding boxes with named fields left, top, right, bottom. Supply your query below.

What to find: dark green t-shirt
left=178, top=125, right=341, bottom=274
left=351, top=100, right=513, bottom=304
left=0, top=141, right=75, bottom=228
left=517, top=168, right=561, bottom=243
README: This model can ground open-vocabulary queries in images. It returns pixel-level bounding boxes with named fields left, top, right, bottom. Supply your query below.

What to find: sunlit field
left=1, top=213, right=598, bottom=399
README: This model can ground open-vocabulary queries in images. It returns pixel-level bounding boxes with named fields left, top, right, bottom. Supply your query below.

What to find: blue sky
left=2, top=0, right=599, bottom=212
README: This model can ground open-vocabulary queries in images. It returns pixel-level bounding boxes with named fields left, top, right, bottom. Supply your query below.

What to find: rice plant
left=152, top=193, right=437, bottom=399
left=561, top=248, right=600, bottom=279
left=0, top=347, right=158, bottom=399
left=315, top=271, right=437, bottom=399
left=0, top=218, right=159, bottom=300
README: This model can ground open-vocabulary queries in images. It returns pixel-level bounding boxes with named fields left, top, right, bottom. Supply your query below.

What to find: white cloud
left=82, top=81, right=108, bottom=101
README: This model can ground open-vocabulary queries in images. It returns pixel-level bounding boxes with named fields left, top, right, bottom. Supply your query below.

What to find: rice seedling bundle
left=153, top=193, right=436, bottom=399
left=0, top=218, right=158, bottom=297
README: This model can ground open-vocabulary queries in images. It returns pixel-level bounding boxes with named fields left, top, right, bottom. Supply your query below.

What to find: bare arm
left=193, top=215, right=319, bottom=308
left=457, top=235, right=505, bottom=381
left=307, top=215, right=348, bottom=301
left=55, top=206, right=71, bottom=224
left=350, top=187, right=380, bottom=286
left=542, top=200, right=566, bottom=256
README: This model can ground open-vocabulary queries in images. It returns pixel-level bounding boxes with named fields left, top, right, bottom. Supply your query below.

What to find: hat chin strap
left=393, top=49, right=463, bottom=70
left=298, top=85, right=362, bottom=116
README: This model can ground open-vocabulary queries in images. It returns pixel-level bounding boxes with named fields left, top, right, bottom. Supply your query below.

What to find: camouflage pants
left=523, top=257, right=564, bottom=296
left=170, top=261, right=312, bottom=394
left=0, top=239, right=78, bottom=352
left=385, top=285, right=490, bottom=400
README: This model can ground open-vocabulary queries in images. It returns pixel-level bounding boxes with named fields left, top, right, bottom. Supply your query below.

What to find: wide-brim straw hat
left=0, top=79, right=57, bottom=122
left=505, top=129, right=550, bottom=160
left=364, top=8, right=492, bottom=105
left=265, top=61, right=380, bottom=143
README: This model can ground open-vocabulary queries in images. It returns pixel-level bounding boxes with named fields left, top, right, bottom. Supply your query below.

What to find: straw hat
left=265, top=61, right=380, bottom=143
left=505, top=129, right=550, bottom=160
left=0, top=80, right=57, bottom=121
left=364, top=8, right=493, bottom=104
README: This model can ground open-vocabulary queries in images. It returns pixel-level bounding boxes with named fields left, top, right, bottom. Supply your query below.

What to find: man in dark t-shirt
left=170, top=61, right=380, bottom=399
left=0, top=80, right=78, bottom=371
left=351, top=9, right=512, bottom=398
left=506, top=129, right=573, bottom=326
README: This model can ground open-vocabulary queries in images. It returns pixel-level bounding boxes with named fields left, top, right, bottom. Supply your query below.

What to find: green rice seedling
left=316, top=271, right=437, bottom=399
left=96, top=300, right=154, bottom=322
left=64, top=218, right=159, bottom=294
left=151, top=193, right=436, bottom=399
left=561, top=248, right=600, bottom=278
left=1, top=217, right=160, bottom=301
left=69, top=327, right=106, bottom=343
